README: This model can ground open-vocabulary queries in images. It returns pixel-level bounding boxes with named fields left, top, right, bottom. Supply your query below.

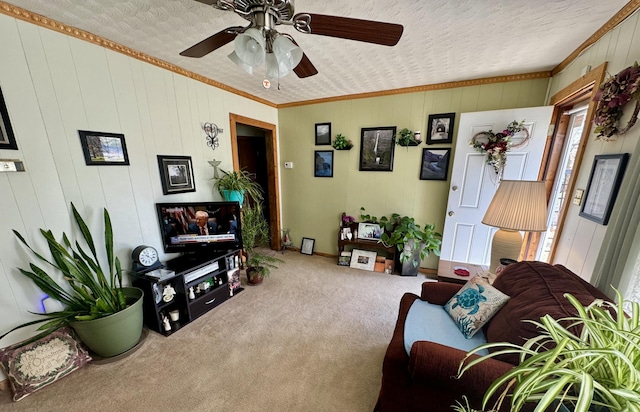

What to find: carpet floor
left=0, top=250, right=430, bottom=412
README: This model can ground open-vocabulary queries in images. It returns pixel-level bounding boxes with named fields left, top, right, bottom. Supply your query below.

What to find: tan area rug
left=0, top=250, right=430, bottom=412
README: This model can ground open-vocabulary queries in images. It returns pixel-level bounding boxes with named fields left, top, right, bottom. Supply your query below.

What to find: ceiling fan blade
left=294, top=13, right=403, bottom=46
left=282, top=34, right=318, bottom=78
left=180, top=26, right=243, bottom=58
left=194, top=0, right=216, bottom=5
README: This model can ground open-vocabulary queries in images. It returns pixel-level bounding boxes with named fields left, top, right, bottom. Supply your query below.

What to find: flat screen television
left=156, top=201, right=242, bottom=256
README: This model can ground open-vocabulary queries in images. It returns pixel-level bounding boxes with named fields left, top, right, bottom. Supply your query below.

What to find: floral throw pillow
left=444, top=276, right=510, bottom=339
left=0, top=327, right=91, bottom=401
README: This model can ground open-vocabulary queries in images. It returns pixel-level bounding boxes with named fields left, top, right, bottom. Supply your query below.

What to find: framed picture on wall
left=426, top=112, right=455, bottom=144
left=314, top=150, right=334, bottom=177
left=0, top=87, right=17, bottom=150
left=157, top=155, right=196, bottom=195
left=359, top=126, right=396, bottom=171
left=579, top=153, right=629, bottom=225
left=420, top=148, right=451, bottom=181
left=315, top=122, right=331, bottom=145
left=79, top=130, right=129, bottom=165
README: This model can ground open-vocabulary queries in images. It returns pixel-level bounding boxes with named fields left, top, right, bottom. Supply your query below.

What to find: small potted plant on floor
left=213, top=168, right=263, bottom=206
left=241, top=203, right=283, bottom=285
left=2, top=203, right=144, bottom=357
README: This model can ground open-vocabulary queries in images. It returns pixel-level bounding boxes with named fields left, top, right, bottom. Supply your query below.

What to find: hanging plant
left=470, top=120, right=528, bottom=176
left=332, top=133, right=353, bottom=150
left=394, top=128, right=419, bottom=146
left=593, top=62, right=640, bottom=140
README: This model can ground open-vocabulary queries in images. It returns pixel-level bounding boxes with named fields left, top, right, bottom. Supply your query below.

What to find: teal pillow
left=444, top=276, right=510, bottom=339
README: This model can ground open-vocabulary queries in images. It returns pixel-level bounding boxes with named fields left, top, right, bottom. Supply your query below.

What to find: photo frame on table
left=157, top=155, right=196, bottom=195
left=349, top=249, right=377, bottom=271
left=420, top=148, right=451, bottom=181
left=300, top=237, right=315, bottom=255
left=314, top=150, right=334, bottom=177
left=0, top=87, right=17, bottom=150
left=359, top=126, right=396, bottom=171
left=315, top=122, right=331, bottom=145
left=357, top=222, right=382, bottom=240
left=426, top=112, right=455, bottom=144
left=78, top=130, right=129, bottom=165
left=579, top=153, right=629, bottom=225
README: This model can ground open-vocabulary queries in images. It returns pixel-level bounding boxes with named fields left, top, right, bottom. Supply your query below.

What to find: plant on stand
left=455, top=290, right=640, bottom=412
left=213, top=167, right=263, bottom=206
left=1, top=203, right=144, bottom=357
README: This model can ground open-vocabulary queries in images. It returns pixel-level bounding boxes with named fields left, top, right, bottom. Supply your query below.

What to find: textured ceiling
left=2, top=0, right=632, bottom=105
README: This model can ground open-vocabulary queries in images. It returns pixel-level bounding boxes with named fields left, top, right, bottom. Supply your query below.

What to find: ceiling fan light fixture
left=272, top=34, right=303, bottom=71
left=265, top=52, right=290, bottom=78
left=234, top=28, right=266, bottom=66
left=228, top=51, right=254, bottom=75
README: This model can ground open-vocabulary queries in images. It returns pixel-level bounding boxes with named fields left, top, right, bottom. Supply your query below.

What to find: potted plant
left=395, top=128, right=419, bottom=147
left=456, top=290, right=640, bottom=412
left=213, top=168, right=263, bottom=206
left=1, top=203, right=144, bottom=358
left=241, top=203, right=284, bottom=285
left=332, top=133, right=353, bottom=150
left=360, top=207, right=442, bottom=276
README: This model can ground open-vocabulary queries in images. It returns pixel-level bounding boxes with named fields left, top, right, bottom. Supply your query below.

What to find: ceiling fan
left=180, top=0, right=404, bottom=80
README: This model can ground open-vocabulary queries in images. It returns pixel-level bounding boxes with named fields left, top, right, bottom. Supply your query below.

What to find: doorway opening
left=228, top=113, right=281, bottom=250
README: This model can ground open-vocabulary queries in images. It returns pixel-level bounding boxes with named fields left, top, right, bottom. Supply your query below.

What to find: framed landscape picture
left=426, top=112, right=455, bottom=144
left=349, top=249, right=377, bottom=271
left=420, top=148, right=451, bottom=181
left=359, top=126, right=396, bottom=171
left=315, top=122, right=331, bottom=145
left=0, top=87, right=17, bottom=150
left=157, top=155, right=196, bottom=195
left=78, top=130, right=129, bottom=165
left=314, top=150, right=334, bottom=177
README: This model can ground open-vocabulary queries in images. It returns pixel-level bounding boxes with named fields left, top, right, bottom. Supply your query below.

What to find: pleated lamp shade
left=482, top=180, right=548, bottom=273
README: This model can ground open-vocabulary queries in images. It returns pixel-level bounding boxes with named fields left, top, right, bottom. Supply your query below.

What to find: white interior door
left=441, top=106, right=554, bottom=265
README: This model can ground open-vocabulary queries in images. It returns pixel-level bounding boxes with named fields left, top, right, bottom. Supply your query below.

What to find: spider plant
left=456, top=290, right=640, bottom=412
left=1, top=203, right=128, bottom=343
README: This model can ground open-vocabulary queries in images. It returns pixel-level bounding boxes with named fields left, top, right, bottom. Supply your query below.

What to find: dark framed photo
left=426, top=112, right=455, bottom=144
left=579, top=153, right=629, bottom=225
left=420, top=148, right=451, bottom=181
left=0, top=87, right=17, bottom=150
left=315, top=122, right=331, bottom=145
left=314, top=150, right=334, bottom=177
left=78, top=130, right=129, bottom=165
left=157, top=155, right=196, bottom=195
left=300, top=237, right=315, bottom=255
left=359, top=126, right=396, bottom=171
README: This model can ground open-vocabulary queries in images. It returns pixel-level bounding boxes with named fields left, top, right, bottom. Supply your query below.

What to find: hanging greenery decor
left=470, top=120, right=527, bottom=176
left=593, top=62, right=640, bottom=140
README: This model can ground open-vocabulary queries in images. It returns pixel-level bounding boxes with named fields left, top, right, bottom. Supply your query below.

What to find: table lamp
left=482, top=180, right=548, bottom=273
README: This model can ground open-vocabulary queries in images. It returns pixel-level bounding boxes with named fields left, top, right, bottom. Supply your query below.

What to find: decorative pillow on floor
left=444, top=276, right=510, bottom=338
left=0, top=327, right=92, bottom=401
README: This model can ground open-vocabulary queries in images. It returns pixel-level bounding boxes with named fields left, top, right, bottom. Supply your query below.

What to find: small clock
left=131, top=245, right=162, bottom=273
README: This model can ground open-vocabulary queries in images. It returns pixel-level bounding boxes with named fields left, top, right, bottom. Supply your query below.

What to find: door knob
left=448, top=211, right=455, bottom=216
left=452, top=186, right=458, bottom=191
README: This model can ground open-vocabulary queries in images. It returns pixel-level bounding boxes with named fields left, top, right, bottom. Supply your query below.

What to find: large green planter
left=70, top=287, right=144, bottom=358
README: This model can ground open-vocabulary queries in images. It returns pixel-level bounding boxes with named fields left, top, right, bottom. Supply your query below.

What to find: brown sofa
left=374, top=261, right=611, bottom=412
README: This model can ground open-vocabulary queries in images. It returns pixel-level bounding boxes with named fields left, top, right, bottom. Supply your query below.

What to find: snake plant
left=1, top=203, right=127, bottom=343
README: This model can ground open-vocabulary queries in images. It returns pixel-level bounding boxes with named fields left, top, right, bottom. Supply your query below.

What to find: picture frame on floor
left=426, top=113, right=455, bottom=144
left=157, top=155, right=196, bottom=195
left=301, top=237, right=315, bottom=255
left=349, top=249, right=377, bottom=271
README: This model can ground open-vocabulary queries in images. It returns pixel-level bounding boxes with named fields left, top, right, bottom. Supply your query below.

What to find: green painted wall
left=278, top=78, right=549, bottom=268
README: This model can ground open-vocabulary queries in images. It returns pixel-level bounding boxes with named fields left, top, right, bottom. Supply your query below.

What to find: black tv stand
left=131, top=249, right=242, bottom=336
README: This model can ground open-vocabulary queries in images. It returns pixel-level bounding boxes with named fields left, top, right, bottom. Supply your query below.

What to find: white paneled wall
left=0, top=12, right=277, bottom=365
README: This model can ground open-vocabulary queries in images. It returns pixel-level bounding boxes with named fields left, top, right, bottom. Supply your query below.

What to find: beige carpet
left=0, top=251, right=430, bottom=412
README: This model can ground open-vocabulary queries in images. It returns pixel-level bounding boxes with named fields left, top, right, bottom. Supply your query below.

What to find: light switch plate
left=573, top=189, right=585, bottom=206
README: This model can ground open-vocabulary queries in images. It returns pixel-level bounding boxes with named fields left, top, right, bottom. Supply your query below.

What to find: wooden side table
left=437, top=259, right=491, bottom=284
